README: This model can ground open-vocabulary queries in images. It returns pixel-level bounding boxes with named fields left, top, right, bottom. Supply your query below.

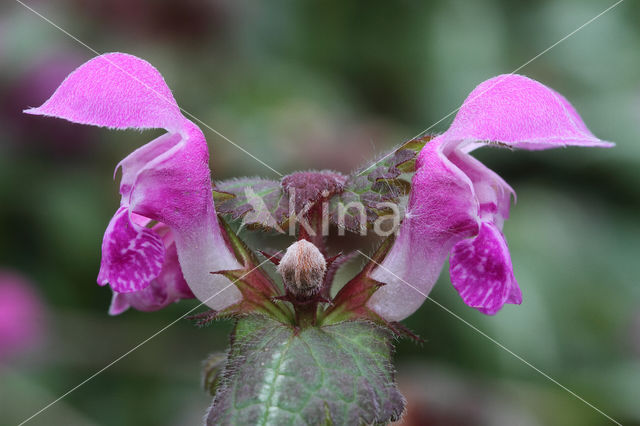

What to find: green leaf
left=329, top=136, right=431, bottom=233
left=213, top=137, right=431, bottom=235
left=202, top=352, right=227, bottom=396
left=207, top=316, right=404, bottom=425
left=213, top=178, right=289, bottom=231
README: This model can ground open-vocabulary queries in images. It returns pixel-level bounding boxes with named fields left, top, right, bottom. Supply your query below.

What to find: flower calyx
left=205, top=218, right=293, bottom=324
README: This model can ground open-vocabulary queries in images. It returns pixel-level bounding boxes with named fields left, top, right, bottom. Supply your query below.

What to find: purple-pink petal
left=449, top=222, right=520, bottom=315
left=448, top=148, right=514, bottom=229
left=24, top=52, right=183, bottom=132
left=440, top=74, right=614, bottom=151
left=98, top=206, right=165, bottom=293
left=367, top=140, right=479, bottom=321
left=26, top=53, right=244, bottom=312
left=128, top=121, right=211, bottom=230
left=126, top=121, right=243, bottom=309
left=370, top=74, right=612, bottom=321
left=507, top=278, right=523, bottom=305
left=117, top=132, right=182, bottom=199
left=109, top=238, right=194, bottom=315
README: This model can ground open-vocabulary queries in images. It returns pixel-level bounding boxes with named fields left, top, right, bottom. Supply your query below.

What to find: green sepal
left=216, top=217, right=293, bottom=324
left=320, top=235, right=395, bottom=326
left=212, top=189, right=235, bottom=202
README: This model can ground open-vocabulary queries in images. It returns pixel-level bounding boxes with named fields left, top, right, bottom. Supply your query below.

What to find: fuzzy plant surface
left=27, top=53, right=613, bottom=425
left=205, top=316, right=403, bottom=425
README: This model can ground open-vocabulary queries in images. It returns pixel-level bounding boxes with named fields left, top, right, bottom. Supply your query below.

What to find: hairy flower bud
left=277, top=240, right=326, bottom=297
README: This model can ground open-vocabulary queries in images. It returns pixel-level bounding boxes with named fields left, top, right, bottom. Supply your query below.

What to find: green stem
left=260, top=298, right=294, bottom=324
left=294, top=301, right=318, bottom=328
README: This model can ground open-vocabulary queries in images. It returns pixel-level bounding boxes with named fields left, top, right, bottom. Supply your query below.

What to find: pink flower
left=368, top=74, right=613, bottom=321
left=107, top=215, right=195, bottom=315
left=0, top=271, right=45, bottom=362
left=25, top=53, right=241, bottom=313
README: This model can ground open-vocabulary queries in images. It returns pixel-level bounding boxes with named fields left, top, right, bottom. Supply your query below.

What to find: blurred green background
left=1, top=0, right=639, bottom=425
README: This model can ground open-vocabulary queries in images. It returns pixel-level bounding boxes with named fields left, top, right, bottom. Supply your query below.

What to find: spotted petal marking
left=98, top=206, right=165, bottom=293
left=449, top=222, right=520, bottom=315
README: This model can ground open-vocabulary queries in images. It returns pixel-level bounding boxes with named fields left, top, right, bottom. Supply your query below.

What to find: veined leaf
left=213, top=177, right=288, bottom=231
left=207, top=315, right=404, bottom=425
left=212, top=137, right=431, bottom=235
left=329, top=136, right=431, bottom=233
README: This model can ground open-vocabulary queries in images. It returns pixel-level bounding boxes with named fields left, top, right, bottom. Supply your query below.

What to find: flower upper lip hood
left=25, top=52, right=242, bottom=312
left=430, top=73, right=614, bottom=153
left=367, top=74, right=613, bottom=322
